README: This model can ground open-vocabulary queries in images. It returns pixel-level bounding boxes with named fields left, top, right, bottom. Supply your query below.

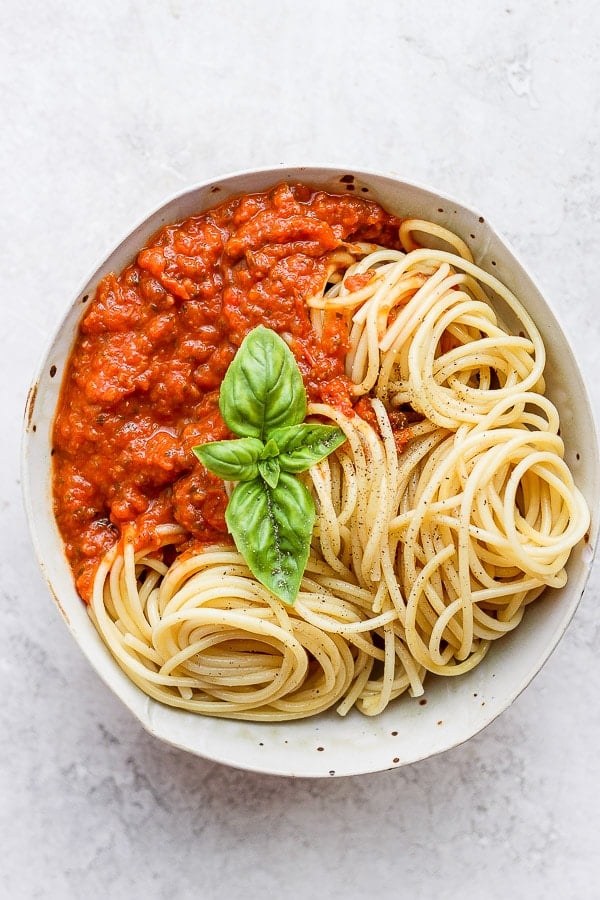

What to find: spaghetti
left=75, top=207, right=591, bottom=720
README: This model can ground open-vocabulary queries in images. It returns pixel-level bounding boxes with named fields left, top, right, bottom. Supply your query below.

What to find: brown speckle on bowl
left=25, top=381, right=38, bottom=429
left=47, top=581, right=71, bottom=626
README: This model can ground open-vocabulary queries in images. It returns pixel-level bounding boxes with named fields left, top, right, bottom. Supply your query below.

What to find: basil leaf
left=260, top=438, right=280, bottom=459
left=193, top=437, right=263, bottom=482
left=258, top=457, right=281, bottom=489
left=268, top=423, right=347, bottom=473
left=225, top=471, right=315, bottom=605
left=191, top=327, right=347, bottom=605
left=219, top=326, right=306, bottom=439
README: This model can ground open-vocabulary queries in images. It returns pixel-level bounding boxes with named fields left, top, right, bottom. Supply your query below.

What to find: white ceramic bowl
left=23, top=166, right=599, bottom=777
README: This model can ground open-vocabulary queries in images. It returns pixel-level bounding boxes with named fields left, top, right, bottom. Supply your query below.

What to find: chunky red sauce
left=53, top=182, right=402, bottom=600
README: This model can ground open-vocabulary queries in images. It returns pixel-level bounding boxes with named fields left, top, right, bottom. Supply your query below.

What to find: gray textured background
left=2, top=1, right=599, bottom=897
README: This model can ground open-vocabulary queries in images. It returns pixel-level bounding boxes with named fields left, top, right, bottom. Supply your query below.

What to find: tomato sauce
left=53, top=182, right=402, bottom=600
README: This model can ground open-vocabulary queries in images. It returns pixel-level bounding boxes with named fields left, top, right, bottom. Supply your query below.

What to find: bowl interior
left=23, top=166, right=600, bottom=777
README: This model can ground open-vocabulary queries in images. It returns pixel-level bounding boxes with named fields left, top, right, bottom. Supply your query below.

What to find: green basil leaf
left=219, top=326, right=306, bottom=439
left=225, top=471, right=315, bottom=605
left=193, top=437, right=264, bottom=482
left=267, top=423, right=347, bottom=473
left=258, top=457, right=281, bottom=489
left=260, top=437, right=280, bottom=459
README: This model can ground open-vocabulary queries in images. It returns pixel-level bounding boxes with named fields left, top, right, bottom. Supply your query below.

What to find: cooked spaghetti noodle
left=83, top=209, right=590, bottom=721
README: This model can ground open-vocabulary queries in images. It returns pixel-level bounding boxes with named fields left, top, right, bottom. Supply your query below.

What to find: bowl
left=22, top=165, right=599, bottom=777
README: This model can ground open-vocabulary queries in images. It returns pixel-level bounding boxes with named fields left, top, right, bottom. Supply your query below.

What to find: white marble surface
left=2, top=1, right=600, bottom=896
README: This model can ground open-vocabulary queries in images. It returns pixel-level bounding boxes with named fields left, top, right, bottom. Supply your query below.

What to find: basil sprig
left=193, top=326, right=346, bottom=604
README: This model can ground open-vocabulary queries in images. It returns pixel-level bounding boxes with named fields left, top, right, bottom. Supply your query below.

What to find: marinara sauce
left=53, top=182, right=402, bottom=600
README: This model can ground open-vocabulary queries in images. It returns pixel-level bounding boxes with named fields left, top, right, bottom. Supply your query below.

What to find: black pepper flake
left=49, top=365, right=57, bottom=378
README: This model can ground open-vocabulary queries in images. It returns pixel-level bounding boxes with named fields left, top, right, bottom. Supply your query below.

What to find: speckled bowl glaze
left=22, top=166, right=599, bottom=777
